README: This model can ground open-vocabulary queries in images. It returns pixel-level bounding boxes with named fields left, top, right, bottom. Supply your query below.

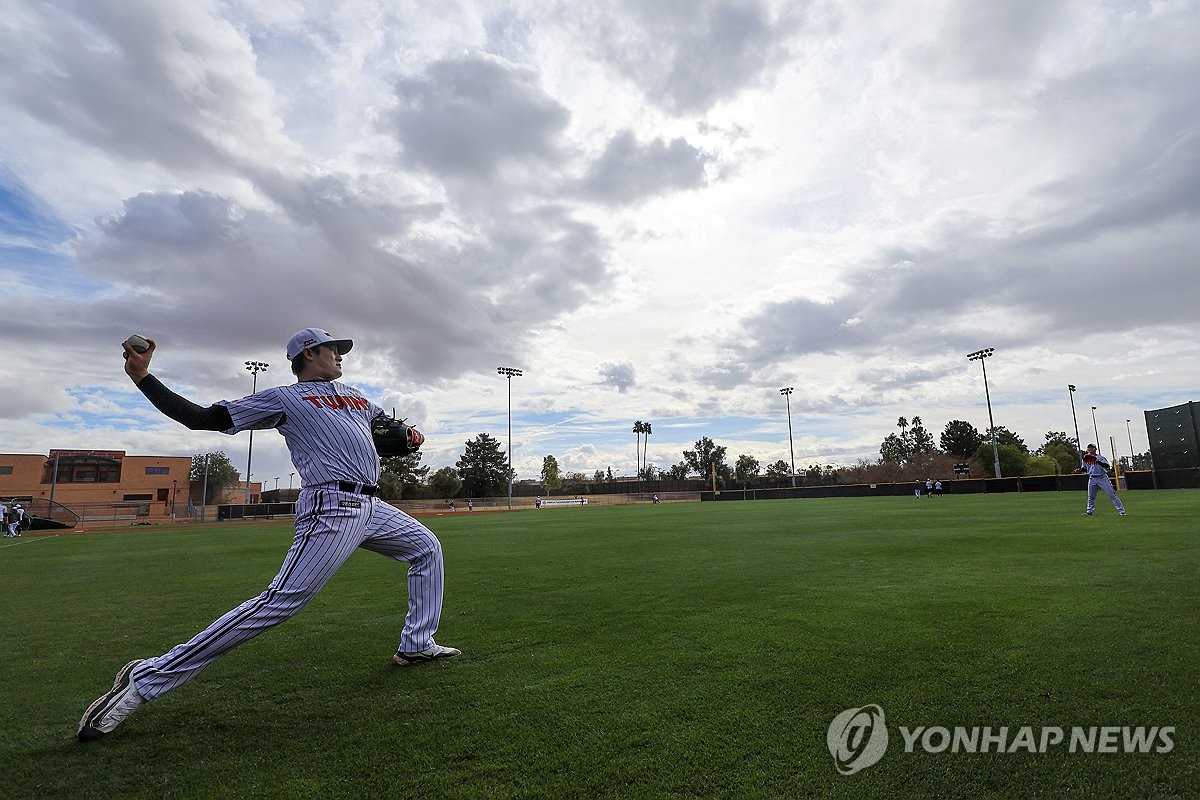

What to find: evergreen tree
left=381, top=451, right=429, bottom=501
left=987, top=426, right=1028, bottom=453
left=972, top=442, right=1029, bottom=477
left=455, top=433, right=509, bottom=497
left=429, top=467, right=463, bottom=499
left=940, top=420, right=984, bottom=459
left=541, top=455, right=562, bottom=495
left=1039, top=431, right=1080, bottom=474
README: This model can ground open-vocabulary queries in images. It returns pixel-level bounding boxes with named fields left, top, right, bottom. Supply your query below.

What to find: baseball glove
left=371, top=413, right=425, bottom=457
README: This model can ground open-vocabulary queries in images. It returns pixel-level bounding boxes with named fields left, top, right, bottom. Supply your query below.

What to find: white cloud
left=1, top=0, right=1197, bottom=487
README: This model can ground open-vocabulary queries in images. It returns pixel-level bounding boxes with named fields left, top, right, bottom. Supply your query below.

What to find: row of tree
left=190, top=416, right=1154, bottom=505
left=878, top=415, right=1151, bottom=479
left=188, top=445, right=439, bottom=504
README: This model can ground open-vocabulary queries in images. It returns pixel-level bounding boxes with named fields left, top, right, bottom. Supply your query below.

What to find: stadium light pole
left=1090, top=405, right=1100, bottom=449
left=966, top=348, right=1002, bottom=478
left=244, top=360, right=269, bottom=503
left=200, top=453, right=210, bottom=523
left=1067, top=384, right=1082, bottom=451
left=497, top=367, right=523, bottom=510
left=780, top=387, right=797, bottom=488
left=198, top=453, right=210, bottom=522
left=1126, top=419, right=1135, bottom=467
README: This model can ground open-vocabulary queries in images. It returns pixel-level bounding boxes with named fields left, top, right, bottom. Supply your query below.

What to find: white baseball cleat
left=78, top=660, right=145, bottom=742
left=393, top=643, right=461, bottom=666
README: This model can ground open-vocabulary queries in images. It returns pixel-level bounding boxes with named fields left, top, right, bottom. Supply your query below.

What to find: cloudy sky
left=2, top=0, right=1198, bottom=488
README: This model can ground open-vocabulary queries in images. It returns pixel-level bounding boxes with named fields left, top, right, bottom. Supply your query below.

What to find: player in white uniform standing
left=1080, top=443, right=1126, bottom=516
left=78, top=328, right=459, bottom=742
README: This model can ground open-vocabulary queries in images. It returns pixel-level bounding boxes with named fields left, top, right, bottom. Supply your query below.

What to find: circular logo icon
left=827, top=704, right=889, bottom=775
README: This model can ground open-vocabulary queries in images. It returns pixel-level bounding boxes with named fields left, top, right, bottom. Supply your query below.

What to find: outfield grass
left=1, top=491, right=1196, bottom=799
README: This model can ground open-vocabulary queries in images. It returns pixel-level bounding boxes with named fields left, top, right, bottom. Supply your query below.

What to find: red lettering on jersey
left=301, top=394, right=368, bottom=412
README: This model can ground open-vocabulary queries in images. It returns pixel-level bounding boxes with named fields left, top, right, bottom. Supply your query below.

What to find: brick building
left=0, top=449, right=205, bottom=523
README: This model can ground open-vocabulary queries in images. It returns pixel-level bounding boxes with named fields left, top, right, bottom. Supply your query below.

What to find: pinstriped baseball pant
left=1086, top=478, right=1125, bottom=514
left=131, top=488, right=445, bottom=701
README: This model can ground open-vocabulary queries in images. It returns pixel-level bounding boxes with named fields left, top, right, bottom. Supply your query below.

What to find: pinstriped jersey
left=1081, top=453, right=1112, bottom=480
left=218, top=380, right=384, bottom=488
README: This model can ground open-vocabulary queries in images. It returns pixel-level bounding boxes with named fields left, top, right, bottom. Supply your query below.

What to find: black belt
left=337, top=481, right=378, bottom=495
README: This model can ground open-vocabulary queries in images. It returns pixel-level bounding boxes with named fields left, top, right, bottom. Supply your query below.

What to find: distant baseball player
left=77, top=328, right=459, bottom=742
left=1080, top=443, right=1126, bottom=516
left=6, top=501, right=22, bottom=536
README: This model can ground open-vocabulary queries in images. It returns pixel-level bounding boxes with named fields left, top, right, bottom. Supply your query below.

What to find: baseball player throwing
left=1080, top=443, right=1127, bottom=516
left=78, top=328, right=459, bottom=742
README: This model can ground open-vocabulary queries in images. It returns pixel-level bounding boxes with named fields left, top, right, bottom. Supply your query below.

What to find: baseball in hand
left=126, top=334, right=150, bottom=353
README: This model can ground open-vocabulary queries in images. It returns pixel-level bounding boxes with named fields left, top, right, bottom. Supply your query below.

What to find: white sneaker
left=78, top=660, right=145, bottom=741
left=393, top=643, right=461, bottom=666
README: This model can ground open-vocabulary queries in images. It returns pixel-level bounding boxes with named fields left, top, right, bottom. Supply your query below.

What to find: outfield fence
left=190, top=491, right=700, bottom=523
left=399, top=491, right=699, bottom=513
left=698, top=470, right=1190, bottom=501
left=44, top=469, right=1200, bottom=529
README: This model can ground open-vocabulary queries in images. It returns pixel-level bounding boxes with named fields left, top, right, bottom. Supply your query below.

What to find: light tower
left=497, top=367, right=523, bottom=510
left=966, top=348, right=1001, bottom=478
left=244, top=360, right=270, bottom=502
left=779, top=387, right=797, bottom=488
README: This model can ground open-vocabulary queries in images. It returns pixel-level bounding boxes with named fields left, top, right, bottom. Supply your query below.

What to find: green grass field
left=2, top=491, right=1196, bottom=799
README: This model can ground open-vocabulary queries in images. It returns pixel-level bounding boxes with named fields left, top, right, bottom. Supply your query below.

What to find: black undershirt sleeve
left=135, top=374, right=234, bottom=432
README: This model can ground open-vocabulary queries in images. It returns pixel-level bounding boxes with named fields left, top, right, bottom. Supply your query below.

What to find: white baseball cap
left=286, top=328, right=354, bottom=360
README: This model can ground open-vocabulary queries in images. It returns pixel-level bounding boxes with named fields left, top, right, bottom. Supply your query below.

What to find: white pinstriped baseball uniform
left=1081, top=451, right=1125, bottom=515
left=130, top=379, right=446, bottom=702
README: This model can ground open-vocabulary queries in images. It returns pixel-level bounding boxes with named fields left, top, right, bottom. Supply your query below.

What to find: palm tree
left=642, top=421, right=652, bottom=483
left=633, top=420, right=644, bottom=489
